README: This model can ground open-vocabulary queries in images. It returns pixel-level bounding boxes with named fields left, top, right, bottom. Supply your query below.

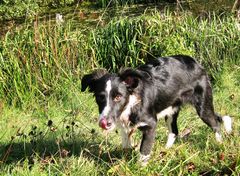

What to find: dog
left=81, top=55, right=232, bottom=165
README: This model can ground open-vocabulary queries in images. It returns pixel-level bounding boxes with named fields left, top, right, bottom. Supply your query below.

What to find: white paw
left=215, top=132, right=222, bottom=143
left=165, top=133, right=176, bottom=148
left=139, top=154, right=150, bottom=167
left=222, top=116, right=232, bottom=134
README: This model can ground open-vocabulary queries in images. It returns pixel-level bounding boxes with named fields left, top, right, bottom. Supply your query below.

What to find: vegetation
left=91, top=12, right=240, bottom=73
left=0, top=0, right=78, bottom=21
left=0, top=68, right=239, bottom=175
left=1, top=11, right=240, bottom=105
left=0, top=3, right=240, bottom=175
left=96, top=0, right=167, bottom=8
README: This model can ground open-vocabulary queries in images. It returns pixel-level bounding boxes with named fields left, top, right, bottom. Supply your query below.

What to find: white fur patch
left=136, top=122, right=148, bottom=128
left=119, top=95, right=140, bottom=125
left=139, top=154, right=150, bottom=166
left=165, top=133, right=176, bottom=148
left=222, top=116, right=232, bottom=134
left=215, top=132, right=222, bottom=143
left=99, top=80, right=111, bottom=120
left=157, top=106, right=178, bottom=120
left=115, top=95, right=142, bottom=148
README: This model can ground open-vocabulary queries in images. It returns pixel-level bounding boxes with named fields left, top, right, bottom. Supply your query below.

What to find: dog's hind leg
left=165, top=109, right=180, bottom=148
left=192, top=76, right=232, bottom=142
left=214, top=113, right=232, bottom=134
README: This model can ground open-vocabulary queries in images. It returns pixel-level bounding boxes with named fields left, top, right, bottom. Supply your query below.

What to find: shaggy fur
left=81, top=55, right=232, bottom=165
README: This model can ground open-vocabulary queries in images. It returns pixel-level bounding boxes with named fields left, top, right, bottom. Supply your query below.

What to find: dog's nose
left=99, top=118, right=112, bottom=130
left=99, top=118, right=107, bottom=129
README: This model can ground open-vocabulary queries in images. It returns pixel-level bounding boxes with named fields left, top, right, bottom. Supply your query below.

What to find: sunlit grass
left=91, top=11, right=240, bottom=74
left=0, top=10, right=240, bottom=175
left=0, top=67, right=239, bottom=175
left=1, top=11, right=240, bottom=106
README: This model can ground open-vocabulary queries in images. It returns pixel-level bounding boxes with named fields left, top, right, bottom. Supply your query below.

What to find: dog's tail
left=216, top=114, right=232, bottom=134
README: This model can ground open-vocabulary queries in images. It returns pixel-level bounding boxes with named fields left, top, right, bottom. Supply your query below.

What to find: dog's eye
left=113, top=94, right=122, bottom=102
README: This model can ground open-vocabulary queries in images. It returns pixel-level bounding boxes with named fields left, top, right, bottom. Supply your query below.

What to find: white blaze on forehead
left=99, top=80, right=112, bottom=120
left=106, top=79, right=112, bottom=93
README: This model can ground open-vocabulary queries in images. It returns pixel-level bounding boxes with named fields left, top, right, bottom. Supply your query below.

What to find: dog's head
left=81, top=69, right=148, bottom=131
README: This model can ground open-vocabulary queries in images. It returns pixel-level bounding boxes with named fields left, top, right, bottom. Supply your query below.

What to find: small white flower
left=56, top=13, right=64, bottom=24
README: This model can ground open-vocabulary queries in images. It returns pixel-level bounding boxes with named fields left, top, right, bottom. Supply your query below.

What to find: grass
left=1, top=11, right=240, bottom=106
left=91, top=11, right=240, bottom=73
left=0, top=67, right=239, bottom=175
left=0, top=9, right=240, bottom=175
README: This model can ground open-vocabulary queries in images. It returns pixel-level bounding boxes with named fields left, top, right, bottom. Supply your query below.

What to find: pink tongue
left=99, top=118, right=108, bottom=129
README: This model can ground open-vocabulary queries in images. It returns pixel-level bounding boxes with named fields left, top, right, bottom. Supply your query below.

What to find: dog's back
left=135, top=55, right=207, bottom=112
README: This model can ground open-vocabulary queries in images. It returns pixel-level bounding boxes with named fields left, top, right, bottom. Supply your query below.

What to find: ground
left=0, top=67, right=239, bottom=175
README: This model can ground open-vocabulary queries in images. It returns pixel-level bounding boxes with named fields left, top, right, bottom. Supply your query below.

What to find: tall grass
left=97, top=0, right=166, bottom=8
left=0, top=10, right=240, bottom=175
left=0, top=20, right=93, bottom=106
left=91, top=11, right=240, bottom=74
left=0, top=0, right=78, bottom=21
left=1, top=11, right=240, bottom=106
left=91, top=18, right=147, bottom=70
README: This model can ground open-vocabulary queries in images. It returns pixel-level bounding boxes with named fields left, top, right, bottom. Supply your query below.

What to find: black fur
left=81, top=55, right=224, bottom=161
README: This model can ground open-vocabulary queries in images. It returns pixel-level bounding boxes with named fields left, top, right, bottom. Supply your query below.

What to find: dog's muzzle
left=99, top=117, right=113, bottom=130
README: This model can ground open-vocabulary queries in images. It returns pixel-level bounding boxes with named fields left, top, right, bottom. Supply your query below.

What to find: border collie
left=81, top=55, right=232, bottom=165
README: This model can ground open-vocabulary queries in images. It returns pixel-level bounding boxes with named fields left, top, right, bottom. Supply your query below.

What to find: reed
left=1, top=11, right=240, bottom=106
left=97, top=0, right=159, bottom=8
left=0, top=10, right=239, bottom=175
left=91, top=11, right=240, bottom=74
left=0, top=20, right=92, bottom=106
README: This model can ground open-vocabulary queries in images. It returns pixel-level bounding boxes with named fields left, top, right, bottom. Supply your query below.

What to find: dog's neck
left=119, top=94, right=141, bottom=127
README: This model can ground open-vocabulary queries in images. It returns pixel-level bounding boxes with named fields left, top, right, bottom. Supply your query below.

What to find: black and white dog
left=81, top=55, right=232, bottom=165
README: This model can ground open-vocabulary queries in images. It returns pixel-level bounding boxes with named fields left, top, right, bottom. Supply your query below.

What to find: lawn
left=0, top=67, right=239, bottom=175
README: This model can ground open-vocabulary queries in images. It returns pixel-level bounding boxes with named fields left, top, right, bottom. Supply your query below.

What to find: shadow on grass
left=0, top=125, right=236, bottom=175
left=0, top=134, right=131, bottom=167
left=177, top=126, right=237, bottom=175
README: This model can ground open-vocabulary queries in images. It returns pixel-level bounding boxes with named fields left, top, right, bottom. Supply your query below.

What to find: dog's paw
left=139, top=154, right=150, bottom=167
left=215, top=132, right=223, bottom=143
left=165, top=133, right=176, bottom=148
left=222, top=116, right=232, bottom=134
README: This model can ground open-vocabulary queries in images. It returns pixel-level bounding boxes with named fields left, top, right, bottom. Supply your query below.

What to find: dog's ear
left=81, top=69, right=108, bottom=92
left=120, top=68, right=152, bottom=90
left=119, top=69, right=144, bottom=90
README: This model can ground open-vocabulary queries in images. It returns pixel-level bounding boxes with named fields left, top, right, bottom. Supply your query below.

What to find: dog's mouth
left=99, top=118, right=116, bottom=131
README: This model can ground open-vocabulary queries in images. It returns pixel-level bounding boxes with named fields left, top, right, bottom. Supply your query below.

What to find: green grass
left=91, top=11, right=240, bottom=73
left=1, top=11, right=240, bottom=106
left=0, top=9, right=240, bottom=175
left=0, top=67, right=239, bottom=175
left=0, top=0, right=79, bottom=21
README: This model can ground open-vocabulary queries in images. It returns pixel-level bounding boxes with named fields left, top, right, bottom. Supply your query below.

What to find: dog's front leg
left=120, top=127, right=132, bottom=149
left=139, top=125, right=156, bottom=166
